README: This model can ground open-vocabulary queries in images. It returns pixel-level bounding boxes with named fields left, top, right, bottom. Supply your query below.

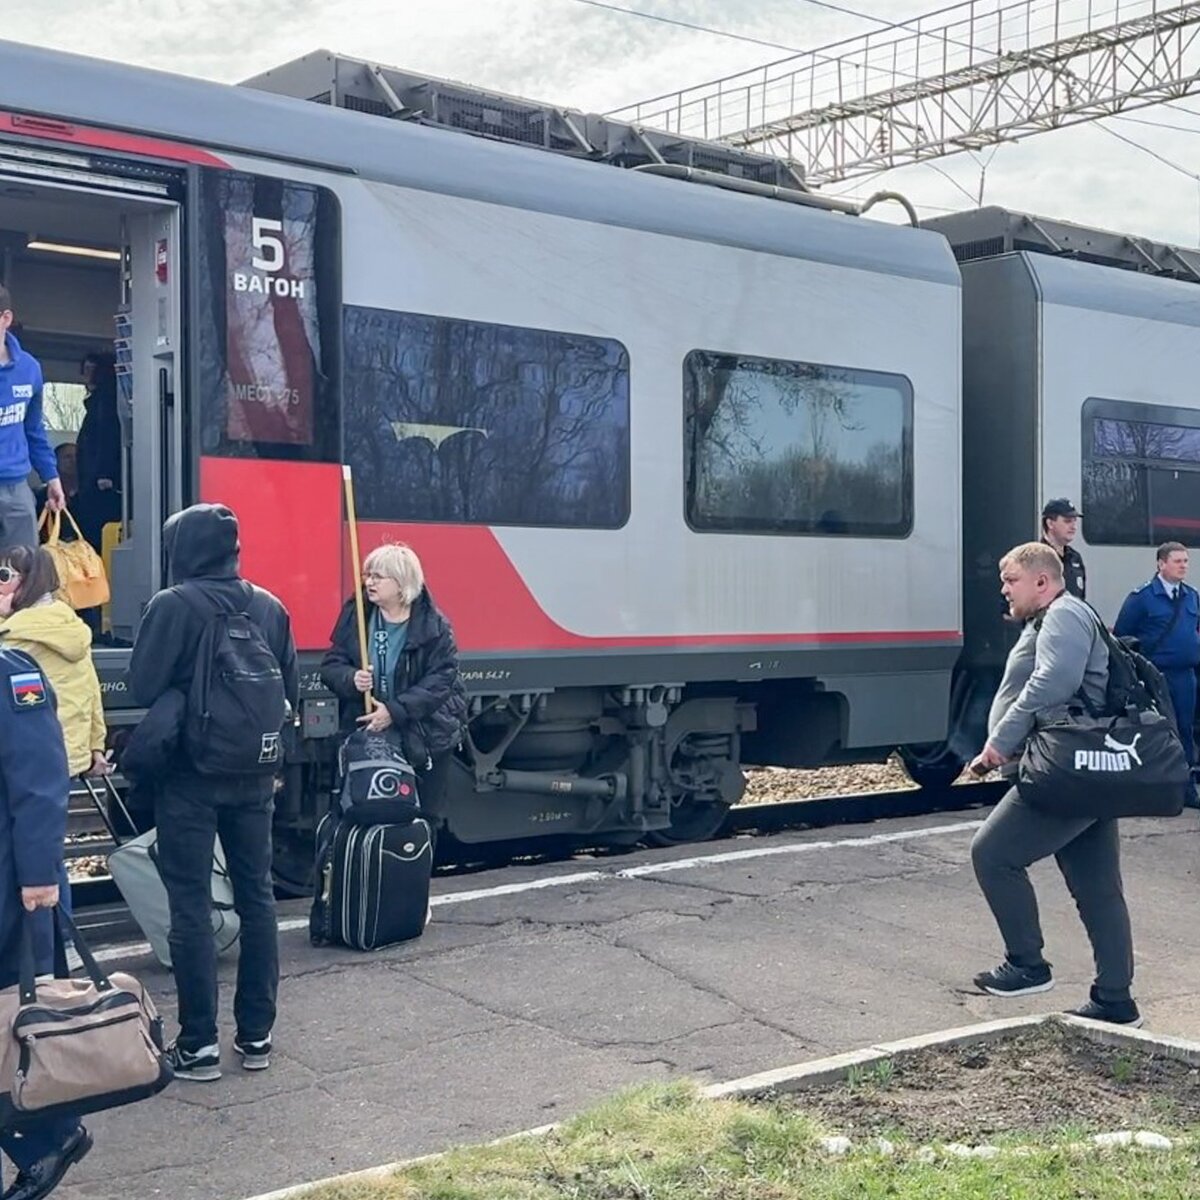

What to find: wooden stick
left=342, top=464, right=373, bottom=714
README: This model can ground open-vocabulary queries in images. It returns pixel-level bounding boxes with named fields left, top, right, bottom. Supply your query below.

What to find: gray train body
left=0, top=42, right=1187, bottom=866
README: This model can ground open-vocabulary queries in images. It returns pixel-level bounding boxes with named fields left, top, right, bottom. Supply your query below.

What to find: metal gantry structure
left=607, top=0, right=1200, bottom=185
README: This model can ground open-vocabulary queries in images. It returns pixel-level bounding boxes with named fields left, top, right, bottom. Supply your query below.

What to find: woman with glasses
left=0, top=546, right=110, bottom=933
left=320, top=542, right=467, bottom=826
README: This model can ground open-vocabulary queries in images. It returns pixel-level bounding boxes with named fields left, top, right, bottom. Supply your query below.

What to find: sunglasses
left=0, top=566, right=19, bottom=585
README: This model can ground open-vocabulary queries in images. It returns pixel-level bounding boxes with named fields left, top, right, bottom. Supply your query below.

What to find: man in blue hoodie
left=0, top=286, right=64, bottom=551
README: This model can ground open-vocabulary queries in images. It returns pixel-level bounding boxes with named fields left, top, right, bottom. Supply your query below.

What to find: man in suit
left=1115, top=542, right=1200, bottom=789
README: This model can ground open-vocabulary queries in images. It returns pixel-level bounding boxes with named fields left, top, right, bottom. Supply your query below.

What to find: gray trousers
left=0, top=481, right=36, bottom=554
left=970, top=786, right=1134, bottom=1001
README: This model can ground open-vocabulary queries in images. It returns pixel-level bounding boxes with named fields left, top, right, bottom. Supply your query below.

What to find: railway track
left=68, top=780, right=1005, bottom=945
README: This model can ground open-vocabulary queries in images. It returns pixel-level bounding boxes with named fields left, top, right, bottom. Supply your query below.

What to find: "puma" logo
left=1103, top=731, right=1143, bottom=767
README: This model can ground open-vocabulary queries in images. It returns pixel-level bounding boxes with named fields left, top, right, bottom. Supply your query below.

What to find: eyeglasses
left=362, top=571, right=387, bottom=582
left=0, top=566, right=20, bottom=585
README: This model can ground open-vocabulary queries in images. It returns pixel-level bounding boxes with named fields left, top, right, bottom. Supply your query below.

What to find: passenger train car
left=0, top=41, right=1188, bottom=886
left=916, top=208, right=1200, bottom=785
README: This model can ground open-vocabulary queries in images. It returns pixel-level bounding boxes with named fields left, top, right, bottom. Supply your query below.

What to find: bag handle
left=58, top=507, right=88, bottom=545
left=36, top=508, right=61, bottom=547
left=18, top=906, right=114, bottom=1006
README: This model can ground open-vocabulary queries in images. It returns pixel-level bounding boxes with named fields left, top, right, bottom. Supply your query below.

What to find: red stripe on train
left=0, top=112, right=227, bottom=166
left=200, top=461, right=961, bottom=654
left=352, top=522, right=960, bottom=652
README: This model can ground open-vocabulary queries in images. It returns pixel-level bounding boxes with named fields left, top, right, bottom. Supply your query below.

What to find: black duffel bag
left=1018, top=708, right=1189, bottom=819
left=1017, top=608, right=1189, bottom=820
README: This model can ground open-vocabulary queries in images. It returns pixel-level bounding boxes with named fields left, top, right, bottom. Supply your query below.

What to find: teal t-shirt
left=369, top=610, right=409, bottom=700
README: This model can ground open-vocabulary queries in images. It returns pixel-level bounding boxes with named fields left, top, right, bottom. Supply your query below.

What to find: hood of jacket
left=0, top=601, right=92, bottom=663
left=164, top=503, right=240, bottom=582
left=0, top=331, right=31, bottom=372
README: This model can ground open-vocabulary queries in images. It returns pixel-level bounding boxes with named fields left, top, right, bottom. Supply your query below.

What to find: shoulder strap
left=171, top=580, right=255, bottom=622
left=1143, top=589, right=1186, bottom=659
left=1055, top=598, right=1111, bottom=719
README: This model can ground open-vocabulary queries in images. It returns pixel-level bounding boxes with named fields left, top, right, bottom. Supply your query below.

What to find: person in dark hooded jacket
left=73, top=352, right=122, bottom=554
left=321, top=542, right=466, bottom=824
left=128, top=503, right=298, bottom=1084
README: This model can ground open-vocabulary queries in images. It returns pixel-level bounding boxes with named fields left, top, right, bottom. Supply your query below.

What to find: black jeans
left=155, top=774, right=278, bottom=1051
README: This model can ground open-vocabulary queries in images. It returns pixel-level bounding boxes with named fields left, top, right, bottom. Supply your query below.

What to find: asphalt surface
left=54, top=805, right=1200, bottom=1200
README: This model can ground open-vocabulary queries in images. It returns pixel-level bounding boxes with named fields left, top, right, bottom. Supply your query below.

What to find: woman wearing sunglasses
left=0, top=547, right=110, bottom=930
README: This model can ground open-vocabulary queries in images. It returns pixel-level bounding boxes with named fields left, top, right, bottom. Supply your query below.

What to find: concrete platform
left=54, top=806, right=1200, bottom=1200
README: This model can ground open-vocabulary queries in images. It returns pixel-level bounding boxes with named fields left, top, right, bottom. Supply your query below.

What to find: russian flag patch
left=10, top=671, right=46, bottom=710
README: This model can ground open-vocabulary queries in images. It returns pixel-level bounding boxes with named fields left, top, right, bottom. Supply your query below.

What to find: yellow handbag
left=38, top=508, right=111, bottom=610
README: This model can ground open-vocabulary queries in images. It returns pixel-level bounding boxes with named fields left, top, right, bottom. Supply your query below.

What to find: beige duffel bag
left=0, top=908, right=172, bottom=1126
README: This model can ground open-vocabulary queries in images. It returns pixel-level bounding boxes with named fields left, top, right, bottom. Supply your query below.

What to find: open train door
left=109, top=203, right=184, bottom=638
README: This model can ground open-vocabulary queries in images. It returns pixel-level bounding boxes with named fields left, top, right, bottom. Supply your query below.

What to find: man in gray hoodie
left=968, top=541, right=1141, bottom=1027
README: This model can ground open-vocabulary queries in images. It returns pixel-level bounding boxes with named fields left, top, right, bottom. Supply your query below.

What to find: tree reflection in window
left=1084, top=403, right=1200, bottom=545
left=343, top=308, right=630, bottom=528
left=684, top=351, right=912, bottom=537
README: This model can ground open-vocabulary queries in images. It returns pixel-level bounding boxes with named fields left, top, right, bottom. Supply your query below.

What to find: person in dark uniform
left=1041, top=498, right=1087, bottom=600
left=73, top=352, right=121, bottom=555
left=1115, top=542, right=1200, bottom=785
left=0, top=645, right=91, bottom=1198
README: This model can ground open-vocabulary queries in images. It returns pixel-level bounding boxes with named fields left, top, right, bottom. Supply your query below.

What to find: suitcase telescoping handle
left=78, top=774, right=137, bottom=847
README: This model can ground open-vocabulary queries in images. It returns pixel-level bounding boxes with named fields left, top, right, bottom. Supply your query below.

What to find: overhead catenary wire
left=564, top=0, right=809, bottom=54
left=1097, top=121, right=1200, bottom=181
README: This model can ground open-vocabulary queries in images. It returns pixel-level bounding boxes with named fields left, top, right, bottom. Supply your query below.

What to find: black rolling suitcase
left=309, top=814, right=432, bottom=951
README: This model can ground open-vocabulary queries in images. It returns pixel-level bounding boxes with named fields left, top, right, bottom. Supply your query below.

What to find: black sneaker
left=1068, top=990, right=1143, bottom=1028
left=2, top=1125, right=93, bottom=1200
left=233, top=1035, right=271, bottom=1071
left=973, top=959, right=1054, bottom=997
left=166, top=1042, right=221, bottom=1082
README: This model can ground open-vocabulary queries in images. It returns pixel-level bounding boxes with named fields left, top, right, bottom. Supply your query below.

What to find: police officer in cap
left=1116, top=542, right=1200, bottom=803
left=1041, top=498, right=1087, bottom=600
left=0, top=646, right=90, bottom=1198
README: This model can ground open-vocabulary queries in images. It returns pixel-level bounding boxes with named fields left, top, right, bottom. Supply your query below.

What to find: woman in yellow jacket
left=0, top=546, right=110, bottom=939
left=0, top=546, right=108, bottom=778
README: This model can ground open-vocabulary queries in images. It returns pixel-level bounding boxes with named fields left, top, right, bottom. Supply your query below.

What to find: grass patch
left=299, top=1079, right=1200, bottom=1200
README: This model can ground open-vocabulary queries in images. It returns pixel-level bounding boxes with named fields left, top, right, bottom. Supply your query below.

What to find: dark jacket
left=128, top=503, right=299, bottom=771
left=121, top=688, right=185, bottom=781
left=1115, top=577, right=1200, bottom=671
left=321, top=590, right=467, bottom=766
left=1042, top=538, right=1086, bottom=600
left=76, top=380, right=121, bottom=496
left=0, top=646, right=70, bottom=988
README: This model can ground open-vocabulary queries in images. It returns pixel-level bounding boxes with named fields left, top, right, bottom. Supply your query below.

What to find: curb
left=239, top=1014, right=1200, bottom=1200
left=704, top=1014, right=1046, bottom=1099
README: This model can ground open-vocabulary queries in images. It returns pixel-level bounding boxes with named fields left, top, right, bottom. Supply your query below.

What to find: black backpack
left=336, top=729, right=421, bottom=826
left=176, top=582, right=288, bottom=777
left=1089, top=608, right=1178, bottom=724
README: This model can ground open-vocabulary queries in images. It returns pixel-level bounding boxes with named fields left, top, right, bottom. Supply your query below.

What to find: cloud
left=3, top=0, right=1200, bottom=245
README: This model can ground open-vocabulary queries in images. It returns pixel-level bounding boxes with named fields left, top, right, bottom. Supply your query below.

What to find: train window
left=194, top=169, right=341, bottom=463
left=684, top=351, right=913, bottom=537
left=1082, top=397, right=1200, bottom=545
left=343, top=306, right=630, bottom=529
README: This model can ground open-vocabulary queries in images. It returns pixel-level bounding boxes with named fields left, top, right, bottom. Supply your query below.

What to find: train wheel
left=899, top=743, right=964, bottom=791
left=643, top=796, right=731, bottom=847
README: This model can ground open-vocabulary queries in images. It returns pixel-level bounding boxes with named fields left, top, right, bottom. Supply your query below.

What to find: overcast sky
left=7, top=0, right=1200, bottom=246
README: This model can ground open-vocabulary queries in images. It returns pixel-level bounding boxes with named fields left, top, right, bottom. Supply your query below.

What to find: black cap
left=1042, top=498, right=1081, bottom=519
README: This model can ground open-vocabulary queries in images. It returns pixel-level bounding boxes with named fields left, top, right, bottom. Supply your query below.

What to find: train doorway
left=0, top=149, right=185, bottom=648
